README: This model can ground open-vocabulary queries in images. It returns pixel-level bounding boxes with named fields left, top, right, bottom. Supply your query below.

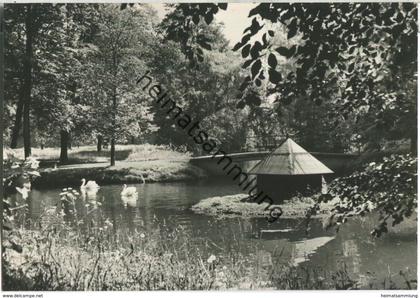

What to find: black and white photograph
left=1, top=1, right=418, bottom=295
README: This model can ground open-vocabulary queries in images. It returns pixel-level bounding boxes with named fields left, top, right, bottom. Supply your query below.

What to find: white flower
left=140, top=233, right=145, bottom=239
left=104, top=219, right=113, bottom=227
left=207, top=254, right=216, bottom=264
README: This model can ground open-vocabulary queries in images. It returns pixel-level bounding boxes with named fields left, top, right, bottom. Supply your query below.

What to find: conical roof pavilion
left=248, top=138, right=333, bottom=175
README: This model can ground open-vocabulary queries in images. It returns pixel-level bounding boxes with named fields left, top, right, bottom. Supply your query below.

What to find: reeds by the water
left=3, top=200, right=268, bottom=290
left=3, top=195, right=416, bottom=291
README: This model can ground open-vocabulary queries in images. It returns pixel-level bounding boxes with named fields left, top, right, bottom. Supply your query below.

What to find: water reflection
left=342, top=239, right=361, bottom=275
left=13, top=179, right=417, bottom=288
left=292, top=236, right=335, bottom=266
left=80, top=188, right=99, bottom=201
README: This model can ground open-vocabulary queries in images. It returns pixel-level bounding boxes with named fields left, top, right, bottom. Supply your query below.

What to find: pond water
left=17, top=178, right=417, bottom=289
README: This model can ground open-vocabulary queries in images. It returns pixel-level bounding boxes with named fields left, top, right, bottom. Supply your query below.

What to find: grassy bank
left=5, top=144, right=191, bottom=165
left=191, top=194, right=336, bottom=219
left=4, top=144, right=207, bottom=187
left=3, top=206, right=414, bottom=290
left=3, top=226, right=265, bottom=290
left=35, top=159, right=206, bottom=187
left=2, top=203, right=269, bottom=290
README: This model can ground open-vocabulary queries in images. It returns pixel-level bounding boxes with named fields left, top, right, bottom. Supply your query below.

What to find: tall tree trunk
left=410, top=129, right=417, bottom=154
left=60, top=130, right=69, bottom=164
left=110, top=51, right=117, bottom=167
left=67, top=133, right=72, bottom=149
left=110, top=90, right=117, bottom=166
left=110, top=138, right=115, bottom=166
left=97, top=135, right=103, bottom=152
left=22, top=4, right=33, bottom=158
left=10, top=87, right=24, bottom=148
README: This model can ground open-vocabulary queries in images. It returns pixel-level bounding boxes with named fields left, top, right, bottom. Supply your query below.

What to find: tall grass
left=3, top=198, right=267, bottom=290
left=4, top=228, right=254, bottom=290
left=3, top=191, right=416, bottom=291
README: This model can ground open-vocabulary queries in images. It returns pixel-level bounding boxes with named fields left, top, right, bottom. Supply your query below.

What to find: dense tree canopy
left=6, top=3, right=416, bottom=161
left=150, top=21, right=248, bottom=153
left=322, top=154, right=417, bottom=237
left=3, top=3, right=418, bottom=235
left=164, top=3, right=417, bottom=153
left=159, top=2, right=418, bottom=233
left=84, top=5, right=158, bottom=165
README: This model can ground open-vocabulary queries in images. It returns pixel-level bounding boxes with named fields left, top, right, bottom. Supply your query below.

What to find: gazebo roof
left=248, top=138, right=334, bottom=175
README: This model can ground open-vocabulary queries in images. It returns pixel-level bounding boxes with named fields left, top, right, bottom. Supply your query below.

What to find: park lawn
left=34, top=159, right=206, bottom=187
left=3, top=144, right=203, bottom=187
left=94, top=159, right=205, bottom=184
left=5, top=143, right=191, bottom=164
